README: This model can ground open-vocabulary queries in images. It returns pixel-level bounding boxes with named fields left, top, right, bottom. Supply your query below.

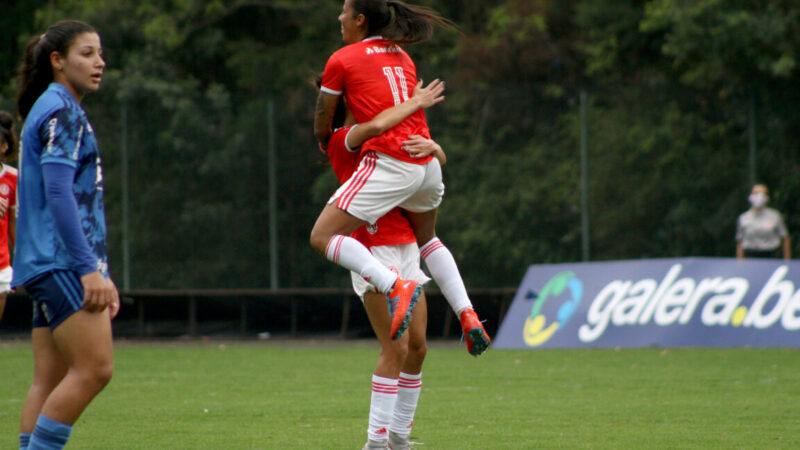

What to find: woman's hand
left=410, top=79, right=445, bottom=109
left=81, top=271, right=120, bottom=315
left=403, top=135, right=442, bottom=159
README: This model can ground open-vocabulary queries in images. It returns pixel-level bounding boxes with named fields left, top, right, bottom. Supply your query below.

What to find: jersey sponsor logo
left=46, top=117, right=58, bottom=153
left=364, top=46, right=401, bottom=55
left=0, top=184, right=9, bottom=196
left=95, top=157, right=104, bottom=188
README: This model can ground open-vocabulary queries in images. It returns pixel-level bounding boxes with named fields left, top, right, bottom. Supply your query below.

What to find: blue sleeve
left=39, top=108, right=82, bottom=168
left=42, top=163, right=97, bottom=275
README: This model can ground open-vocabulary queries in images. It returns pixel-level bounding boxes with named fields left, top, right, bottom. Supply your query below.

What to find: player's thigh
left=52, top=308, right=113, bottom=371
left=364, top=291, right=395, bottom=346
left=406, top=292, right=427, bottom=347
left=31, top=327, right=68, bottom=388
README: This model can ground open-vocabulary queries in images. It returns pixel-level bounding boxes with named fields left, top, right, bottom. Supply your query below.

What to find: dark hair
left=17, top=20, right=96, bottom=119
left=0, top=111, right=18, bottom=163
left=352, top=0, right=456, bottom=45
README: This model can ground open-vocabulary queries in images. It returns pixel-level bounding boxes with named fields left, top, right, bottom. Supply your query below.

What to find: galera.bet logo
left=523, top=271, right=583, bottom=347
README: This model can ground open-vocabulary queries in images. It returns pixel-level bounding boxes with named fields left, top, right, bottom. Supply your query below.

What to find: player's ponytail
left=17, top=20, right=96, bottom=119
left=0, top=111, right=18, bottom=163
left=353, top=0, right=456, bottom=45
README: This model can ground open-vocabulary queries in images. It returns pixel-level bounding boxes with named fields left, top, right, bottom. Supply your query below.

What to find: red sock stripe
left=372, top=381, right=399, bottom=394
left=420, top=238, right=444, bottom=259
left=398, top=378, right=422, bottom=389
left=339, top=152, right=377, bottom=211
left=325, top=235, right=345, bottom=264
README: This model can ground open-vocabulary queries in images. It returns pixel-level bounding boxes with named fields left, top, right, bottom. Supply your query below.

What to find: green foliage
left=1, top=0, right=799, bottom=289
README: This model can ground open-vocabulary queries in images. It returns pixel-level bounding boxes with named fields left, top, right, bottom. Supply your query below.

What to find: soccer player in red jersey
left=321, top=76, right=444, bottom=450
left=311, top=0, right=490, bottom=355
left=0, top=111, right=18, bottom=321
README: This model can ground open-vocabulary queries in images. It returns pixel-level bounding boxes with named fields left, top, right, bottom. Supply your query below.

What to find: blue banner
left=494, top=258, right=800, bottom=348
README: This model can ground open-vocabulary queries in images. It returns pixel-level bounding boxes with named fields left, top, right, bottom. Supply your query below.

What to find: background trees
left=0, top=0, right=797, bottom=289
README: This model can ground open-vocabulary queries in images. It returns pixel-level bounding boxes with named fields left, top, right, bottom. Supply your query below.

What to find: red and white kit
left=0, top=164, right=17, bottom=292
left=325, top=126, right=429, bottom=300
left=321, top=37, right=444, bottom=224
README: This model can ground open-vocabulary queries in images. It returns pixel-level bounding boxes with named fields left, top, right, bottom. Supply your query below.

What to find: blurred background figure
left=736, top=184, right=790, bottom=260
left=0, top=110, right=18, bottom=321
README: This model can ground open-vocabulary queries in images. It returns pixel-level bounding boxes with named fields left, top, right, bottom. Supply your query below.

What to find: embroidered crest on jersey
left=367, top=222, right=379, bottom=235
left=0, top=184, right=9, bottom=196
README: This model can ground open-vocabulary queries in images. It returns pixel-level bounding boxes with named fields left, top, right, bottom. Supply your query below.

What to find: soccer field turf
left=1, top=340, right=798, bottom=449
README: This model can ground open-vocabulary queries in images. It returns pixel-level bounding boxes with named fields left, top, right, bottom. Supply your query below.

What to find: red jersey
left=321, top=37, right=433, bottom=165
left=327, top=126, right=416, bottom=248
left=0, top=164, right=17, bottom=270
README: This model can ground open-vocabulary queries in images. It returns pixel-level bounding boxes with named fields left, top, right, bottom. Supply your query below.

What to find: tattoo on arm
left=315, top=94, right=333, bottom=147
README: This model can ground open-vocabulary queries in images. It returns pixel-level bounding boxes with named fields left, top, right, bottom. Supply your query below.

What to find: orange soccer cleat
left=460, top=308, right=491, bottom=356
left=386, top=278, right=421, bottom=340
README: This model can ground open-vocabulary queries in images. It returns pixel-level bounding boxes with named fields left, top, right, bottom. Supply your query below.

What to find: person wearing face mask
left=736, top=184, right=791, bottom=260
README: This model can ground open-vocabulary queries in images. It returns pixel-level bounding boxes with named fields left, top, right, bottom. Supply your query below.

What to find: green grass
left=1, top=340, right=799, bottom=449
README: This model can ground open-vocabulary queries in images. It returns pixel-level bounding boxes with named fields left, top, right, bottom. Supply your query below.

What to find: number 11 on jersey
left=382, top=66, right=409, bottom=105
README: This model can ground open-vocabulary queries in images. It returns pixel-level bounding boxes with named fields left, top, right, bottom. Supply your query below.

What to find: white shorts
left=351, top=243, right=431, bottom=302
left=0, top=266, right=12, bottom=293
left=329, top=151, right=444, bottom=224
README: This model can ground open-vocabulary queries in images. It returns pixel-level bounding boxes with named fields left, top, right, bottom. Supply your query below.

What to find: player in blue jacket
left=14, top=20, right=118, bottom=450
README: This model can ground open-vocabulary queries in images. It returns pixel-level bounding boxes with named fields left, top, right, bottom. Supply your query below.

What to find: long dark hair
left=352, top=0, right=456, bottom=44
left=0, top=111, right=18, bottom=163
left=17, top=20, right=96, bottom=119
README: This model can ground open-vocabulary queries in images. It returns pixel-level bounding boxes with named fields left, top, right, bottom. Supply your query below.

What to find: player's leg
left=406, top=207, right=491, bottom=356
left=311, top=204, right=398, bottom=292
left=363, top=290, right=408, bottom=449
left=20, top=326, right=68, bottom=450
left=28, top=309, right=113, bottom=450
left=390, top=293, right=427, bottom=450
left=24, top=272, right=114, bottom=450
left=0, top=292, right=6, bottom=321
left=314, top=156, right=428, bottom=339
left=39, top=307, right=114, bottom=419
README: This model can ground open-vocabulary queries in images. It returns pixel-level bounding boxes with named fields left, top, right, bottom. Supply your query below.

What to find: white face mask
left=749, top=192, right=768, bottom=209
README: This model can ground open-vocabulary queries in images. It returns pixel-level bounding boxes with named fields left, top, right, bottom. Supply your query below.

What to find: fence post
left=580, top=89, right=591, bottom=262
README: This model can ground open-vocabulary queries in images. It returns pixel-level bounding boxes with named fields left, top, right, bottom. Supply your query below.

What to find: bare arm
left=346, top=79, right=445, bottom=149
left=314, top=92, right=340, bottom=149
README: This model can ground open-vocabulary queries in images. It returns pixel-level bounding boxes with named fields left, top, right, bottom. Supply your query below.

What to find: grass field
left=1, top=339, right=799, bottom=449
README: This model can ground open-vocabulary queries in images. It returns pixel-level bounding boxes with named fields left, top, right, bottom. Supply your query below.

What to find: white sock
left=390, top=372, right=422, bottom=438
left=368, top=375, right=398, bottom=442
left=420, top=238, right=473, bottom=314
left=326, top=235, right=398, bottom=294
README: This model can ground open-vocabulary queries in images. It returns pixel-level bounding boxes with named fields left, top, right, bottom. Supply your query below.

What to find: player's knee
left=385, top=343, right=409, bottom=367
left=415, top=231, right=436, bottom=247
left=408, top=341, right=427, bottom=362
left=85, top=360, right=113, bottom=392
left=309, top=227, right=329, bottom=254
